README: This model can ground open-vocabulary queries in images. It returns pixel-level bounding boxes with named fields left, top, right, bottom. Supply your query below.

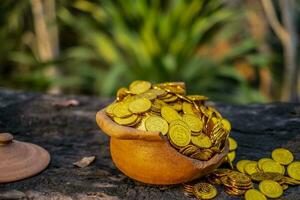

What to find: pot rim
left=96, top=110, right=163, bottom=141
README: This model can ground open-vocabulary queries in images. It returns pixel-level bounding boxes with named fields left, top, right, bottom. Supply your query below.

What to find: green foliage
left=0, top=0, right=269, bottom=104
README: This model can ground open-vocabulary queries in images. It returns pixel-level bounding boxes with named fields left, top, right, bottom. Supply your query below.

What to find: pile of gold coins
left=104, top=80, right=300, bottom=199
left=105, top=80, right=231, bottom=161
left=183, top=137, right=300, bottom=200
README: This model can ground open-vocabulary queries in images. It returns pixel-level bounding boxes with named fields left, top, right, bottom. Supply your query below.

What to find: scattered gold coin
left=236, top=160, right=251, bottom=173
left=245, top=189, right=267, bottom=200
left=261, top=160, right=285, bottom=175
left=221, top=119, right=231, bottom=132
left=228, top=137, right=237, bottom=151
left=193, top=182, right=217, bottom=199
left=250, top=172, right=284, bottom=182
left=244, top=161, right=259, bottom=175
left=281, top=184, right=289, bottom=190
left=259, top=180, right=283, bottom=198
left=227, top=151, right=236, bottom=162
left=287, top=161, right=300, bottom=180
left=271, top=148, right=294, bottom=165
left=258, top=158, right=273, bottom=170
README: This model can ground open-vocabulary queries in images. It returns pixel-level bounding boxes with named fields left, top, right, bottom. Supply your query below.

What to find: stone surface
left=0, top=89, right=299, bottom=199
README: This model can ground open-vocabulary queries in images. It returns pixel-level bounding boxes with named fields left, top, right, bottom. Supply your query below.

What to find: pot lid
left=0, top=133, right=50, bottom=183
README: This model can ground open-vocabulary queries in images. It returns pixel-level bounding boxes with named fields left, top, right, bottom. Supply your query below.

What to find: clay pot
left=96, top=110, right=228, bottom=185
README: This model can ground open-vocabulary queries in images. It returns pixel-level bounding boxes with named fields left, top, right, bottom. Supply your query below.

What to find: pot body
left=96, top=110, right=228, bottom=185
left=110, top=137, right=225, bottom=185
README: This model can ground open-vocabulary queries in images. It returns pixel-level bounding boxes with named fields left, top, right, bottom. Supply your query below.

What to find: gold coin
left=169, top=119, right=190, bottom=130
left=191, top=149, right=214, bottom=161
left=236, top=160, right=251, bottom=173
left=191, top=133, right=212, bottom=148
left=161, top=106, right=181, bottom=123
left=187, top=95, right=208, bottom=101
left=164, top=86, right=185, bottom=94
left=168, top=124, right=191, bottom=147
left=208, top=106, right=222, bottom=118
left=250, top=172, right=283, bottom=182
left=182, top=114, right=203, bottom=132
left=145, top=116, right=169, bottom=135
left=227, top=171, right=252, bottom=185
left=281, top=184, right=288, bottom=190
left=179, top=145, right=198, bottom=156
left=271, top=148, right=294, bottom=165
left=227, top=151, right=236, bottom=162
left=105, top=102, right=117, bottom=116
left=244, top=161, right=259, bottom=175
left=193, top=183, right=217, bottom=199
left=182, top=102, right=195, bottom=115
left=129, top=80, right=151, bottom=94
left=176, top=94, right=192, bottom=103
left=116, top=87, right=129, bottom=101
left=221, top=119, right=231, bottom=132
left=152, top=99, right=167, bottom=110
left=245, top=189, right=266, bottom=200
left=213, top=168, right=232, bottom=177
left=287, top=161, right=300, bottom=180
left=112, top=102, right=132, bottom=118
left=127, top=116, right=142, bottom=127
left=224, top=187, right=245, bottom=196
left=282, top=176, right=300, bottom=185
left=147, top=88, right=167, bottom=97
left=200, top=105, right=211, bottom=117
left=136, top=116, right=149, bottom=131
left=128, top=98, right=152, bottom=114
left=160, top=93, right=173, bottom=100
left=258, top=158, right=273, bottom=170
left=259, top=180, right=283, bottom=198
left=157, top=81, right=185, bottom=88
left=228, top=137, right=237, bottom=151
left=261, top=160, right=285, bottom=175
left=135, top=91, right=157, bottom=100
left=162, top=95, right=178, bottom=103
left=113, top=114, right=138, bottom=126
left=183, top=183, right=194, bottom=197
left=169, top=102, right=182, bottom=111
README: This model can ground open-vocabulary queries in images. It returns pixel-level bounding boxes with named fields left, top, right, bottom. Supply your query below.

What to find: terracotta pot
left=96, top=110, right=228, bottom=185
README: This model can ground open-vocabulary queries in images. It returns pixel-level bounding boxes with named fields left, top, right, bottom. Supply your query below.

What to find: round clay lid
left=0, top=133, right=50, bottom=183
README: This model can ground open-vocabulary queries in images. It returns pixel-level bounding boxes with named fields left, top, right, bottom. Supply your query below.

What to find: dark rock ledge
left=0, top=89, right=299, bottom=200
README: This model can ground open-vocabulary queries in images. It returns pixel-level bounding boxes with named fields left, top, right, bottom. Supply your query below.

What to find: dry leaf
left=53, top=99, right=79, bottom=107
left=86, top=192, right=120, bottom=200
left=73, top=156, right=96, bottom=168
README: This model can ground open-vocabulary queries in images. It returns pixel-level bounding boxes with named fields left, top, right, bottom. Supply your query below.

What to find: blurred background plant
left=0, top=0, right=299, bottom=104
